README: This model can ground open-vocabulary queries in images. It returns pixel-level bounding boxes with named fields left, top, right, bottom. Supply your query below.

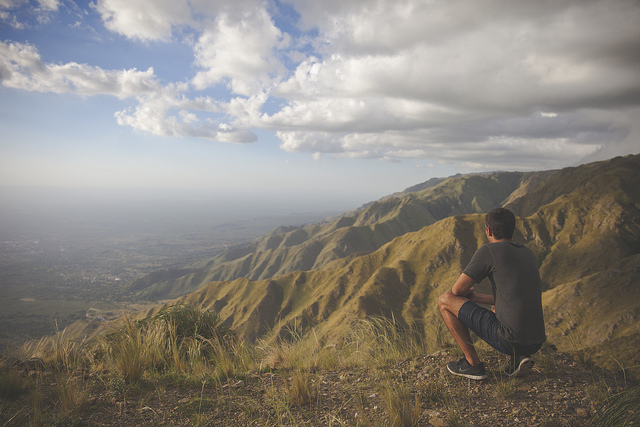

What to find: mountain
left=127, top=170, right=550, bottom=300
left=160, top=154, right=640, bottom=371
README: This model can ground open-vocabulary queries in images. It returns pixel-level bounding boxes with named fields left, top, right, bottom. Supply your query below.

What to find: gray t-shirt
left=463, top=241, right=546, bottom=345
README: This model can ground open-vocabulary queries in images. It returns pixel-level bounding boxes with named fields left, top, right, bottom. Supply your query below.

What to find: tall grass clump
left=260, top=327, right=334, bottom=371
left=261, top=316, right=434, bottom=371
left=589, top=385, right=640, bottom=426
left=94, top=304, right=244, bottom=383
left=99, top=315, right=147, bottom=383
left=341, top=316, right=431, bottom=368
left=287, top=369, right=315, bottom=407
left=380, top=380, right=419, bottom=427
left=20, top=328, right=84, bottom=372
left=55, top=373, right=89, bottom=417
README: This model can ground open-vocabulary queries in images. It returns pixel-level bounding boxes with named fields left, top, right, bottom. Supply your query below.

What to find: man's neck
left=487, top=237, right=511, bottom=244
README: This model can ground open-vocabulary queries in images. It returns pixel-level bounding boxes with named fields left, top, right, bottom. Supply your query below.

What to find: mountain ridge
left=161, top=154, right=640, bottom=371
left=126, top=169, right=562, bottom=300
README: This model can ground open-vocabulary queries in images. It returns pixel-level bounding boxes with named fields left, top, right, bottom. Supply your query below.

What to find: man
left=437, top=208, right=546, bottom=380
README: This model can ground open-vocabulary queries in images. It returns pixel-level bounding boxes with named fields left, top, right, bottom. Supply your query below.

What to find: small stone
left=576, top=408, right=589, bottom=418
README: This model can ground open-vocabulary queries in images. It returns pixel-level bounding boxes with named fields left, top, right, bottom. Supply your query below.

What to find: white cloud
left=264, top=0, right=640, bottom=168
left=192, top=7, right=288, bottom=95
left=114, top=91, right=258, bottom=143
left=0, top=41, right=161, bottom=97
left=36, top=0, right=59, bottom=11
left=0, top=0, right=27, bottom=8
left=93, top=0, right=192, bottom=41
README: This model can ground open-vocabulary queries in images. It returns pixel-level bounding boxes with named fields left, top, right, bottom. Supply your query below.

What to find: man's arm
left=451, top=273, right=476, bottom=296
left=451, top=273, right=495, bottom=305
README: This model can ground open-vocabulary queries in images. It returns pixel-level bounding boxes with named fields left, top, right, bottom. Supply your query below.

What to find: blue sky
left=1, top=0, right=639, bottom=211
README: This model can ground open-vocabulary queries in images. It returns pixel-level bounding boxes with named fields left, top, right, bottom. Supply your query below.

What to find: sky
left=1, top=0, right=639, bottom=210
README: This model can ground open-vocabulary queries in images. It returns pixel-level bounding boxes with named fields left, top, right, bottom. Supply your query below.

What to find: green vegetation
left=3, top=305, right=636, bottom=425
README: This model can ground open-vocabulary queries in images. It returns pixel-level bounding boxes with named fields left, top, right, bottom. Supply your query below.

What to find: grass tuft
left=56, top=374, right=89, bottom=417
left=589, top=385, right=640, bottom=426
left=380, top=380, right=419, bottom=427
left=287, top=369, right=315, bottom=407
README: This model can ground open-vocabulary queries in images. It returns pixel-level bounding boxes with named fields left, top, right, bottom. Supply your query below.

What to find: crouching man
left=438, top=208, right=546, bottom=379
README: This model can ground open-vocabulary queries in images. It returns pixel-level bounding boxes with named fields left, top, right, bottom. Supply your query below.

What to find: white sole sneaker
left=505, top=357, right=535, bottom=377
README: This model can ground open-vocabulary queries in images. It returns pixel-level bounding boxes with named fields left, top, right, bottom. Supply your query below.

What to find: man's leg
left=437, top=291, right=482, bottom=366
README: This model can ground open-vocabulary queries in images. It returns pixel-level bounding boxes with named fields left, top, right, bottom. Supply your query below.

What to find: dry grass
left=287, top=369, right=315, bottom=407
left=2, top=304, right=633, bottom=426
left=55, top=374, right=89, bottom=416
left=379, top=380, right=419, bottom=427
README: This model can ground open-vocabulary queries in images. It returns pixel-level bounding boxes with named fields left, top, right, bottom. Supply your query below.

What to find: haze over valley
left=0, top=186, right=341, bottom=349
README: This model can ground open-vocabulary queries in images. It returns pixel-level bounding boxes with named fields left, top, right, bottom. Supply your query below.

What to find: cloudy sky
left=1, top=0, right=639, bottom=209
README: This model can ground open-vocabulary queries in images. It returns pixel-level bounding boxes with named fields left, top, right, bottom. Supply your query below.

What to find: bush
left=142, top=304, right=236, bottom=346
left=95, top=304, right=239, bottom=382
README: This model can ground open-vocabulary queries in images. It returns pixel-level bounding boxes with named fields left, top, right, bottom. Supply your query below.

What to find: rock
left=18, top=357, right=47, bottom=371
left=576, top=408, right=589, bottom=418
left=429, top=417, right=445, bottom=427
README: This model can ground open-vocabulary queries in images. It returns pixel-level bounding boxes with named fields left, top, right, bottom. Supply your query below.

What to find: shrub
left=94, top=304, right=240, bottom=382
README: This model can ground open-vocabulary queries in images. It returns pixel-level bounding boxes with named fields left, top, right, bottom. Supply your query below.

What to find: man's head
left=485, top=208, right=516, bottom=240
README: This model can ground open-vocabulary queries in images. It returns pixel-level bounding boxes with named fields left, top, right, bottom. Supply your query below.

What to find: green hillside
left=167, top=154, right=640, bottom=371
left=127, top=170, right=548, bottom=300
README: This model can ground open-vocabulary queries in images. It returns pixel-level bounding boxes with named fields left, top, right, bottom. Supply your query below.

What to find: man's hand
left=465, top=287, right=478, bottom=302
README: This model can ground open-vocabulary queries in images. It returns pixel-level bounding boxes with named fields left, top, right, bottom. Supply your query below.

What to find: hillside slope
left=173, top=154, right=640, bottom=370
left=128, top=170, right=550, bottom=300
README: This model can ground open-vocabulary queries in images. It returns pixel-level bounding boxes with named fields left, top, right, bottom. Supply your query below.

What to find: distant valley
left=0, top=187, right=339, bottom=350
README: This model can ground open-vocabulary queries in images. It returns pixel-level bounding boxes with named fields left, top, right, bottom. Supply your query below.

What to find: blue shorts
left=457, top=301, right=542, bottom=357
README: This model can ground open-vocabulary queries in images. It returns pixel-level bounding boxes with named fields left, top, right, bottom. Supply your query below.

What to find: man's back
left=464, top=240, right=546, bottom=345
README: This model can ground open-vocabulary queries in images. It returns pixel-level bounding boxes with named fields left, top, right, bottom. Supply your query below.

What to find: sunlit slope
left=128, top=171, right=540, bottom=299
left=174, top=154, right=640, bottom=369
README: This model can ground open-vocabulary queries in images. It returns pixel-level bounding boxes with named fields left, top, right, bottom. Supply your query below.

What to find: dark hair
left=485, top=208, right=516, bottom=240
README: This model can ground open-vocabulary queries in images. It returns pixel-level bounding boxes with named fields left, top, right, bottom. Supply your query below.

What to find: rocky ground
left=1, top=346, right=635, bottom=426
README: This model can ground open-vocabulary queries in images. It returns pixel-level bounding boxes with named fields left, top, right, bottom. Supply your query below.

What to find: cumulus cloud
left=93, top=0, right=192, bottom=41
left=2, top=0, right=640, bottom=168
left=265, top=0, right=640, bottom=168
left=0, top=41, right=161, bottom=97
left=0, top=41, right=258, bottom=143
left=192, top=7, right=289, bottom=96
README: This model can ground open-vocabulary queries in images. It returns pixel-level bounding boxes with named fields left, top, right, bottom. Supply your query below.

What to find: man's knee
left=438, top=291, right=455, bottom=312
left=438, top=291, right=468, bottom=316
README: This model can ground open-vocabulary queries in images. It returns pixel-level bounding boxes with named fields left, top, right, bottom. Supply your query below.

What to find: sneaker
left=503, top=355, right=535, bottom=377
left=446, top=357, right=487, bottom=380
